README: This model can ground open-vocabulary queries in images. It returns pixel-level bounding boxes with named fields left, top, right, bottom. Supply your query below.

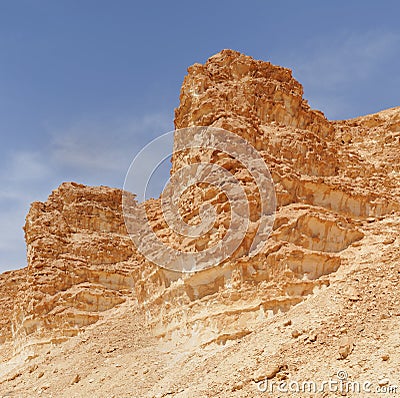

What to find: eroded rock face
left=174, top=49, right=333, bottom=138
left=13, top=183, right=141, bottom=344
left=3, top=50, right=400, bottom=352
left=0, top=269, right=27, bottom=343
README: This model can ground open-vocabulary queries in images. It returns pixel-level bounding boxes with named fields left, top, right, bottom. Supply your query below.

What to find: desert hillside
left=0, top=50, right=399, bottom=397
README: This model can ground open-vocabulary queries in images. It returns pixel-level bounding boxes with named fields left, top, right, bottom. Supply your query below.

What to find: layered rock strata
left=2, top=50, right=399, bottom=355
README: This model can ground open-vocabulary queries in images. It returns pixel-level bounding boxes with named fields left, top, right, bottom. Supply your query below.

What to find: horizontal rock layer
left=0, top=50, right=399, bottom=358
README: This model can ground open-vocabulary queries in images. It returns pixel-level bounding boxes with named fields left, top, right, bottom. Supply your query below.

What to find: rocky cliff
left=1, top=50, right=399, bottom=397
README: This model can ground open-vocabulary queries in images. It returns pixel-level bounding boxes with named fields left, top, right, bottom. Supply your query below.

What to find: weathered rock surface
left=0, top=50, right=399, bottom=397
left=0, top=269, right=27, bottom=343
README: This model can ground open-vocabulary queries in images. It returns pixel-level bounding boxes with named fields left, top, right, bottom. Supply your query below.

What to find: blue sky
left=0, top=0, right=399, bottom=272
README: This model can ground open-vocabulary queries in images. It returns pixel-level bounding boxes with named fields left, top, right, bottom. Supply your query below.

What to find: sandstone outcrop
left=7, top=50, right=400, bottom=346
left=0, top=269, right=27, bottom=343
left=1, top=50, right=399, bottom=397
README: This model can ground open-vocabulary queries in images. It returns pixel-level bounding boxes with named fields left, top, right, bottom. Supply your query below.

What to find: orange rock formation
left=1, top=50, right=399, bottom=397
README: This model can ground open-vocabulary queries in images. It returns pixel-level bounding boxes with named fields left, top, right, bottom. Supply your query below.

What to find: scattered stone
left=338, top=337, right=354, bottom=359
left=344, top=286, right=360, bottom=301
left=383, top=237, right=395, bottom=245
left=37, top=371, right=44, bottom=379
left=264, top=364, right=281, bottom=380
left=276, top=371, right=288, bottom=381
left=29, top=364, right=38, bottom=373
left=283, top=320, right=292, bottom=327
left=72, top=374, right=81, bottom=384
left=355, top=325, right=364, bottom=334
left=291, top=329, right=301, bottom=338
left=381, top=354, right=390, bottom=361
left=253, top=364, right=281, bottom=382
left=378, top=378, right=390, bottom=387
left=309, top=332, right=318, bottom=342
left=232, top=381, right=244, bottom=391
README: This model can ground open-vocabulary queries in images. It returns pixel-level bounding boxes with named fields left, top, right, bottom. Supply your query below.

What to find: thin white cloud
left=0, top=150, right=54, bottom=271
left=0, top=150, right=53, bottom=204
left=50, top=112, right=173, bottom=174
left=279, top=30, right=400, bottom=118
left=292, top=31, right=400, bottom=89
left=0, top=205, right=28, bottom=271
left=1, top=151, right=50, bottom=182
